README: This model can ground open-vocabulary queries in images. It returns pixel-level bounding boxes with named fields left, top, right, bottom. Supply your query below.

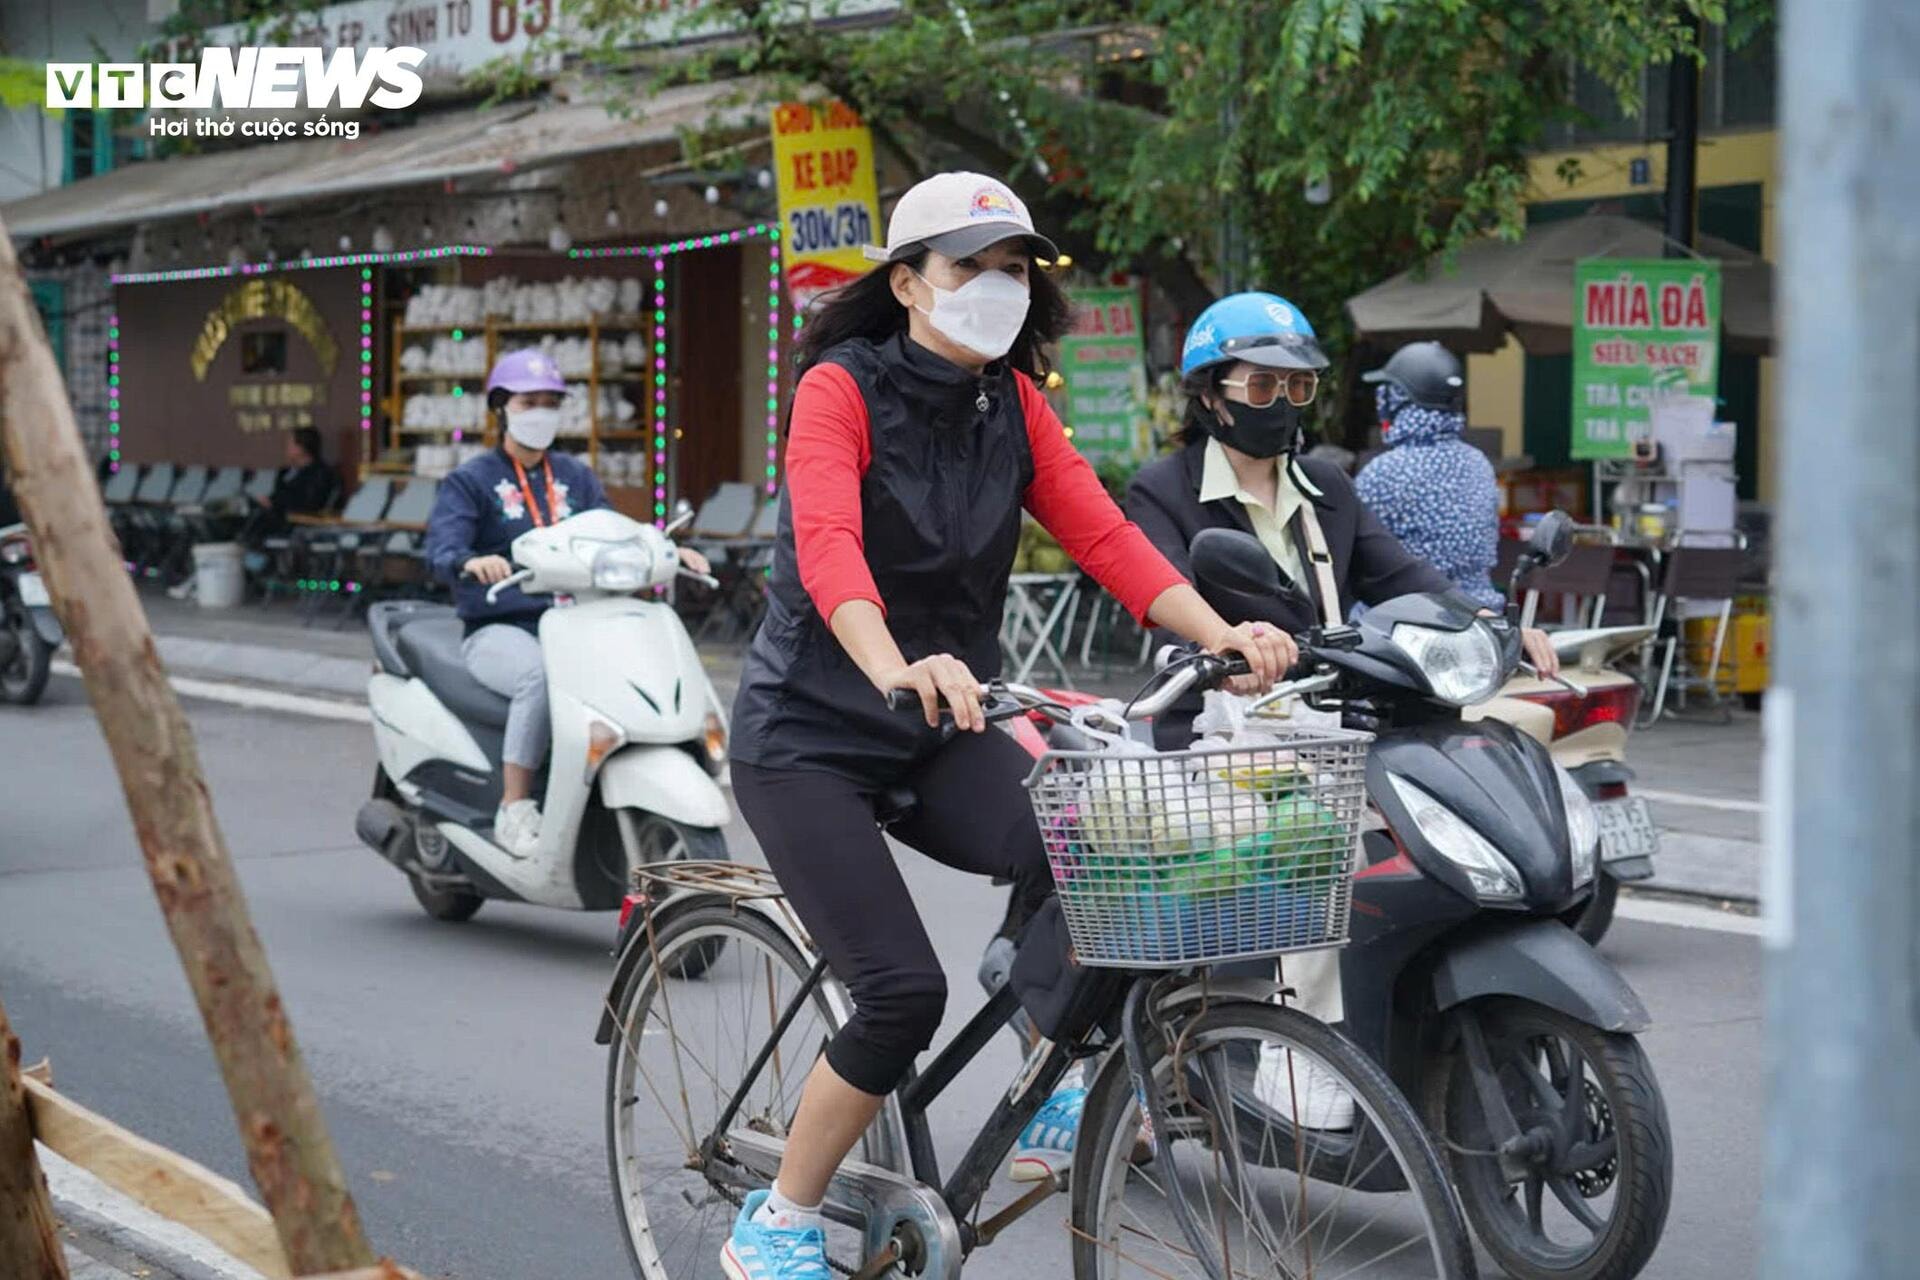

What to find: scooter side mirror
left=663, top=499, right=697, bottom=536
left=1189, top=527, right=1313, bottom=629
left=1524, top=509, right=1576, bottom=569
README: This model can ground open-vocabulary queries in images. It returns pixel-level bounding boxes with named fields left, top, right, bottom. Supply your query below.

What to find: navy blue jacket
left=424, top=447, right=608, bottom=634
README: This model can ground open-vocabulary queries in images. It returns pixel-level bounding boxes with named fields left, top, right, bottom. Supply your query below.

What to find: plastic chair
left=294, top=477, right=393, bottom=618
left=242, top=468, right=277, bottom=503
left=1642, top=529, right=1749, bottom=724
left=1515, top=527, right=1618, bottom=630
left=353, top=478, right=441, bottom=611
left=695, top=490, right=781, bottom=643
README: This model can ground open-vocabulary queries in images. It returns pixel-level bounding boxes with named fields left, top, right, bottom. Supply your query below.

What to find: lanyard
left=510, top=454, right=559, bottom=528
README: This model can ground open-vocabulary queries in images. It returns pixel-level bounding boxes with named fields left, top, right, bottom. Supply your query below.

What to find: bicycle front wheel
left=1071, top=1001, right=1475, bottom=1280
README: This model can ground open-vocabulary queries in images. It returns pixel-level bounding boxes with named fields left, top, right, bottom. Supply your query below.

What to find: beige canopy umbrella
left=1345, top=213, right=1774, bottom=356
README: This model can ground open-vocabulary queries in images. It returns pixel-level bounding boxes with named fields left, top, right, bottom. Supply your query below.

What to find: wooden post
left=0, top=223, right=376, bottom=1274
left=0, top=994, right=69, bottom=1280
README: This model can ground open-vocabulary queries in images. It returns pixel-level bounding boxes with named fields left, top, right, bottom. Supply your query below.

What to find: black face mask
left=1208, top=399, right=1304, bottom=459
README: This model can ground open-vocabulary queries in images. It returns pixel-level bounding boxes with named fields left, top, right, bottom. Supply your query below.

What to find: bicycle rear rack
left=630, top=858, right=785, bottom=901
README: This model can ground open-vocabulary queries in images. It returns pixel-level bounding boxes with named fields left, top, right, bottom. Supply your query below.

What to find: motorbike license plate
left=1596, top=796, right=1659, bottom=863
left=16, top=572, right=48, bottom=607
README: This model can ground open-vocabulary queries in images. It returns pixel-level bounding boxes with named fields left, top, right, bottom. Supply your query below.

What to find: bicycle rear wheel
left=604, top=902, right=906, bottom=1279
left=1071, top=1001, right=1475, bottom=1279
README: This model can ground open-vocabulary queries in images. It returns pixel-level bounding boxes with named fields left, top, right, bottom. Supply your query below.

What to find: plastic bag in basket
left=1195, top=691, right=1346, bottom=796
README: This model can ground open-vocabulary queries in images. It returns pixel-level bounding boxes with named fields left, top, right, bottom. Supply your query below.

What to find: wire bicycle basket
left=1025, top=727, right=1374, bottom=969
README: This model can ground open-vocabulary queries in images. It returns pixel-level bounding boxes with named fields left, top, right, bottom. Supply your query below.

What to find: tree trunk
left=0, top=994, right=69, bottom=1280
left=0, top=222, right=376, bottom=1274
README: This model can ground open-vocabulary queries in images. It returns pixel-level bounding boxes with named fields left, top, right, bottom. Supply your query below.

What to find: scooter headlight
left=584, top=541, right=652, bottom=592
left=1389, top=622, right=1502, bottom=706
left=1555, top=762, right=1600, bottom=888
left=1384, top=772, right=1523, bottom=901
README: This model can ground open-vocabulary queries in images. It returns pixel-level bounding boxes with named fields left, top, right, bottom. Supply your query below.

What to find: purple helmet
left=486, top=349, right=568, bottom=397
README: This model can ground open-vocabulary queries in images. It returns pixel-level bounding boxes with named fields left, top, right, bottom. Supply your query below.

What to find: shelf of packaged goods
left=596, top=430, right=655, bottom=441
left=486, top=315, right=650, bottom=333
left=396, top=372, right=486, bottom=382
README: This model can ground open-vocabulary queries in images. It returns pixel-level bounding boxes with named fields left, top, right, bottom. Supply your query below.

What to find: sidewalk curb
left=40, top=1145, right=269, bottom=1280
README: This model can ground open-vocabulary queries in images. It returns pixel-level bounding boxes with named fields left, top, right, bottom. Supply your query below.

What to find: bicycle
left=596, top=654, right=1477, bottom=1279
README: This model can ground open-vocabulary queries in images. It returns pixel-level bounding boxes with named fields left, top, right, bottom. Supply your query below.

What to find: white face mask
left=913, top=268, right=1031, bottom=361
left=505, top=406, right=560, bottom=450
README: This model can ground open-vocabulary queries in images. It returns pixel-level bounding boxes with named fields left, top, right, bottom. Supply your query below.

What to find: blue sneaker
left=721, top=1190, right=831, bottom=1280
left=1009, top=1083, right=1087, bottom=1183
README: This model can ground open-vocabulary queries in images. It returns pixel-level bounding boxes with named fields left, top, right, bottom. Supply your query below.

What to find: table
left=1000, top=573, right=1081, bottom=687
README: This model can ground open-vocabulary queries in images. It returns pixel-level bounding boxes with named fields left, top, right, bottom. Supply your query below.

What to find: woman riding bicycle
left=722, top=172, right=1293, bottom=1279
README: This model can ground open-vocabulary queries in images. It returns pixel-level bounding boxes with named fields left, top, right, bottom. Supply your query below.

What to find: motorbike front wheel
left=1561, top=873, right=1620, bottom=947
left=1429, top=998, right=1671, bottom=1280
left=1, top=612, right=52, bottom=705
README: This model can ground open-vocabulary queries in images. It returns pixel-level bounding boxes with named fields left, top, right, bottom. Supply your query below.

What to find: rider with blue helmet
left=1129, top=290, right=1561, bottom=1130
left=1130, top=290, right=1485, bottom=749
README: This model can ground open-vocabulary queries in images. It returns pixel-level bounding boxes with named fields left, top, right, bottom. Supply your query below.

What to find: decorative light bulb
left=653, top=198, right=670, bottom=219
left=338, top=233, right=353, bottom=252
left=605, top=204, right=620, bottom=229
left=547, top=221, right=572, bottom=252
left=703, top=185, right=720, bottom=205
left=372, top=223, right=395, bottom=253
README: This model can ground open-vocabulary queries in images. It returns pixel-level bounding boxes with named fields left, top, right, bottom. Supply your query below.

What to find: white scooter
left=355, top=505, right=733, bottom=927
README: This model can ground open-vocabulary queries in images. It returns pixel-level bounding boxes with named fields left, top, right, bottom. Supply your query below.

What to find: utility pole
left=1764, top=0, right=1920, bottom=1276
left=1662, top=12, right=1702, bottom=255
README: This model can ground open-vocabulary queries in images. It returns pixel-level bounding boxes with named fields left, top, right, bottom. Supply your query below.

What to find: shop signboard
left=1570, top=258, right=1721, bottom=460
left=202, top=1, right=554, bottom=86
left=1057, top=285, right=1149, bottom=463
left=771, top=100, right=883, bottom=312
left=198, top=1, right=896, bottom=85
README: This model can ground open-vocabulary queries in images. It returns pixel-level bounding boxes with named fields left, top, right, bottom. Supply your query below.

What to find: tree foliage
left=563, top=0, right=1770, bottom=363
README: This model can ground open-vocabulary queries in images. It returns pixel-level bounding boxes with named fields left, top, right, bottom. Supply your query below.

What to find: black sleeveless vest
left=729, top=334, right=1035, bottom=784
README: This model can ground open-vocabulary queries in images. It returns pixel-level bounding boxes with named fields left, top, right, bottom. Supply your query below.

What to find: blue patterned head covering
left=1377, top=383, right=1466, bottom=447
left=1356, top=385, right=1503, bottom=609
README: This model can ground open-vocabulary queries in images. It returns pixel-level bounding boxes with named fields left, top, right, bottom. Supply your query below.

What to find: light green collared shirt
left=1198, top=439, right=1325, bottom=596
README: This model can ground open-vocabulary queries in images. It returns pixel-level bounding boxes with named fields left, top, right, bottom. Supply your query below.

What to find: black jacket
left=266, top=462, right=342, bottom=527
left=1126, top=437, right=1451, bottom=745
left=730, top=334, right=1034, bottom=785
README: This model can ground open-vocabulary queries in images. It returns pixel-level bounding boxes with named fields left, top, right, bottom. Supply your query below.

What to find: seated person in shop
left=422, top=349, right=708, bottom=857
left=250, top=426, right=342, bottom=536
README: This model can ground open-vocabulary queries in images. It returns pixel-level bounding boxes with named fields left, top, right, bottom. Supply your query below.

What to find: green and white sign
left=1057, top=286, right=1149, bottom=462
left=1570, top=258, right=1721, bottom=460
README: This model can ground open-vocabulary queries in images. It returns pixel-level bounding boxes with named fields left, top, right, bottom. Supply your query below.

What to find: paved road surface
left=0, top=677, right=1760, bottom=1278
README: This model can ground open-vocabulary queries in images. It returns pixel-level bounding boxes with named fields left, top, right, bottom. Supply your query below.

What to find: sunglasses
left=1220, top=369, right=1319, bottom=409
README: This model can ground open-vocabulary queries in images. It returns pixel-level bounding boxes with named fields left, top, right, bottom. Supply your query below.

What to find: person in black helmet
left=1354, top=341, right=1503, bottom=610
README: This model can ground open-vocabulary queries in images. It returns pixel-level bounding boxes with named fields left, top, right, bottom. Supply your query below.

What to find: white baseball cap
left=863, top=172, right=1061, bottom=264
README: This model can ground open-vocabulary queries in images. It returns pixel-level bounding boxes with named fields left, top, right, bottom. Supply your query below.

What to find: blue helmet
left=1179, top=291, right=1330, bottom=385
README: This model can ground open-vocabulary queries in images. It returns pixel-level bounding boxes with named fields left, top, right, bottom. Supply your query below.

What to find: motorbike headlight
left=586, top=541, right=652, bottom=592
left=702, top=711, right=728, bottom=770
left=1385, top=772, right=1523, bottom=902
left=1555, top=762, right=1600, bottom=888
left=1389, top=622, right=1503, bottom=706
left=0, top=538, right=29, bottom=565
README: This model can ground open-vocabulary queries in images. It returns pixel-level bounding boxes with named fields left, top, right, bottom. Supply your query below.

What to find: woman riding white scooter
left=423, top=351, right=708, bottom=855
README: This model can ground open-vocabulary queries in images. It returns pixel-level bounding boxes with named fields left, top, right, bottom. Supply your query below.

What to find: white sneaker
left=1253, top=1043, right=1355, bottom=1131
left=492, top=799, right=542, bottom=857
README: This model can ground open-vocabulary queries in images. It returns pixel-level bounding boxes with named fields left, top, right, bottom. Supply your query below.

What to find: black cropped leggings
left=731, top=728, right=1055, bottom=1097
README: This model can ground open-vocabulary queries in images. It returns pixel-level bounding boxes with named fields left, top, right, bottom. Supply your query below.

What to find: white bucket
left=192, top=541, right=245, bottom=609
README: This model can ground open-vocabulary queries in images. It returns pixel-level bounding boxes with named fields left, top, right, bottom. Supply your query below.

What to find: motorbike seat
left=394, top=616, right=514, bottom=729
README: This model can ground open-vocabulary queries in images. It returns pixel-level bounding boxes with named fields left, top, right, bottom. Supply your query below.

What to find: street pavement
left=0, top=674, right=1762, bottom=1279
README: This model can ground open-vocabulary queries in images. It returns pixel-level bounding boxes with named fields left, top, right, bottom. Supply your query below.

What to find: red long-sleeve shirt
left=785, top=360, right=1186, bottom=627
